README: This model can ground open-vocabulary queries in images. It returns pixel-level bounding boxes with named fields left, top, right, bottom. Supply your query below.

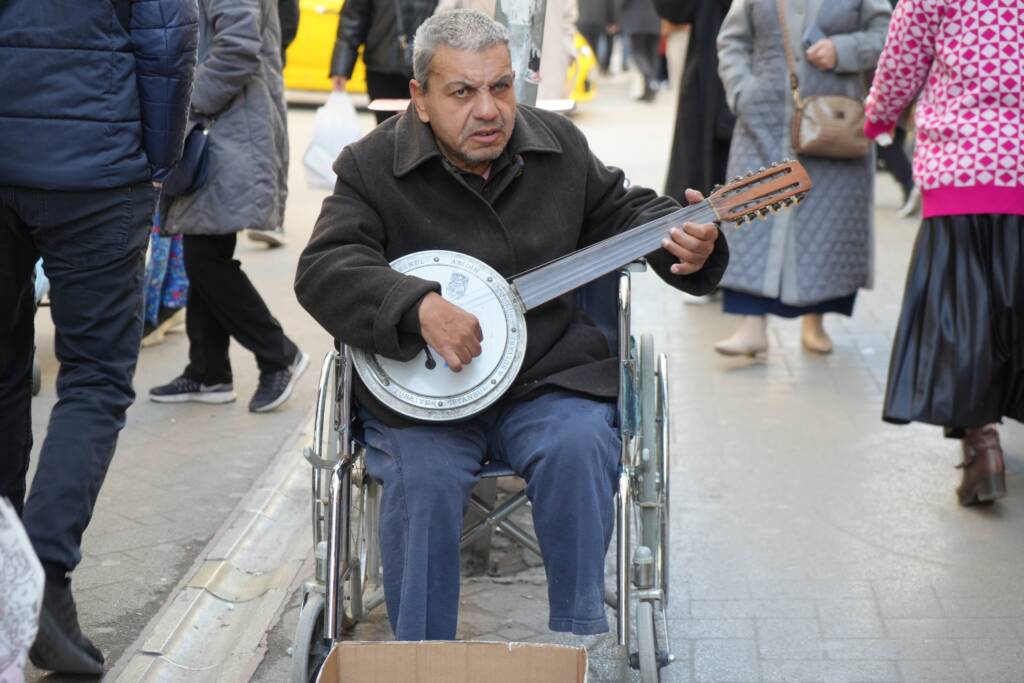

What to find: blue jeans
left=0, top=183, right=154, bottom=570
left=362, top=390, right=620, bottom=641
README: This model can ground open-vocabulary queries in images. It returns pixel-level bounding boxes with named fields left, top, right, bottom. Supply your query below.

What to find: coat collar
left=392, top=103, right=563, bottom=177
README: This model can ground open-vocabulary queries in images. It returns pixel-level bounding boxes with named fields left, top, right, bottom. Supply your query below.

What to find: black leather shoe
left=29, top=578, right=105, bottom=675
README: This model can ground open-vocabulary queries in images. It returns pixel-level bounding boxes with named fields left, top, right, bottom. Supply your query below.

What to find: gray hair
left=412, top=9, right=510, bottom=90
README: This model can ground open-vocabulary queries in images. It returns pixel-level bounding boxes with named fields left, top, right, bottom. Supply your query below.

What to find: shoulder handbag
left=162, top=120, right=211, bottom=197
left=775, top=0, right=869, bottom=159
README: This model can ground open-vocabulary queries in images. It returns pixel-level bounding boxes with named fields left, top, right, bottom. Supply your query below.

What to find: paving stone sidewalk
left=251, top=75, right=1024, bottom=683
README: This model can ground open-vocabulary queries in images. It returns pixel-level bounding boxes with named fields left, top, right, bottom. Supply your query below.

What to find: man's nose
left=472, top=90, right=499, bottom=119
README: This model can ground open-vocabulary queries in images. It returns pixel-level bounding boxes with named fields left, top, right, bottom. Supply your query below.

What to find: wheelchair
left=292, top=264, right=674, bottom=683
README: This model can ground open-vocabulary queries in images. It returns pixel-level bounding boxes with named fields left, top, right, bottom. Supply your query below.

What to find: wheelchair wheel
left=32, top=355, right=41, bottom=397
left=636, top=601, right=660, bottom=683
left=291, top=593, right=331, bottom=683
left=342, top=466, right=382, bottom=628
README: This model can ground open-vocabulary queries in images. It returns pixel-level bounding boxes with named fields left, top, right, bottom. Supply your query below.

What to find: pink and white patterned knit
left=864, top=0, right=1024, bottom=217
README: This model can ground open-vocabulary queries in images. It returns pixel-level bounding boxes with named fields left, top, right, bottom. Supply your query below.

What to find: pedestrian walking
left=871, top=0, right=919, bottom=219
left=577, top=0, right=616, bottom=73
left=150, top=0, right=309, bottom=413
left=330, top=0, right=439, bottom=123
left=618, top=0, right=662, bottom=101
left=653, top=0, right=733, bottom=203
left=0, top=1, right=197, bottom=674
left=865, top=0, right=1024, bottom=505
left=713, top=0, right=890, bottom=357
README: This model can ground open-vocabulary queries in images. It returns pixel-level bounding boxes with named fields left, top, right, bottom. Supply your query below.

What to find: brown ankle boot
left=956, top=426, right=1006, bottom=506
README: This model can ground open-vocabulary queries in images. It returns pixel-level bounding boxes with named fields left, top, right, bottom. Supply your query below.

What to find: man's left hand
left=662, top=188, right=718, bottom=276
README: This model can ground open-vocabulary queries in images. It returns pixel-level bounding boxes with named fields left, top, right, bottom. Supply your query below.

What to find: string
left=416, top=201, right=716, bottom=314
left=513, top=203, right=717, bottom=310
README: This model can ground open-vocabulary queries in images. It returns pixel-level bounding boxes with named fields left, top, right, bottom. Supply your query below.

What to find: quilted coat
left=717, top=0, right=890, bottom=305
left=164, top=0, right=289, bottom=235
left=0, top=0, right=199, bottom=190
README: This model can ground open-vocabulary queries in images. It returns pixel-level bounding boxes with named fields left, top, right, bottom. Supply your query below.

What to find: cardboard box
left=315, top=641, right=588, bottom=682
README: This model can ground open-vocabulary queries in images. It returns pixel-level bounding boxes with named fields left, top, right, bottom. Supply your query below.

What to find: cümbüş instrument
left=353, top=160, right=813, bottom=421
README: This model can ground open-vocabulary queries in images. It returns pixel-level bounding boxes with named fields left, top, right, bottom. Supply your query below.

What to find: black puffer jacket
left=0, top=0, right=198, bottom=190
left=330, top=0, right=437, bottom=78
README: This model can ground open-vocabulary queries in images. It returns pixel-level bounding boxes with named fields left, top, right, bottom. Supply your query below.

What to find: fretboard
left=512, top=201, right=718, bottom=311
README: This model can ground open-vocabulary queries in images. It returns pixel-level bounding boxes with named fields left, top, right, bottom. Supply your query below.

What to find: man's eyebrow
left=443, top=74, right=514, bottom=91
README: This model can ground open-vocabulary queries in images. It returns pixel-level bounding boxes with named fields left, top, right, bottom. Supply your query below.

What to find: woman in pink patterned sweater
left=865, top=0, right=1024, bottom=506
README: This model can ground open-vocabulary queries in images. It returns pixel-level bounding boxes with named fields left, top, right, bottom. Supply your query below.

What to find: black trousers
left=577, top=23, right=613, bottom=72
left=0, top=183, right=153, bottom=570
left=877, top=127, right=914, bottom=198
left=182, top=233, right=294, bottom=385
left=366, top=70, right=412, bottom=125
left=629, top=33, right=661, bottom=90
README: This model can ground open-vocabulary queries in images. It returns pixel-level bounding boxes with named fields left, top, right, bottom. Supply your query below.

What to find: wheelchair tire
left=342, top=473, right=382, bottom=629
left=638, top=334, right=660, bottom=556
left=291, top=593, right=331, bottom=683
left=636, top=600, right=660, bottom=683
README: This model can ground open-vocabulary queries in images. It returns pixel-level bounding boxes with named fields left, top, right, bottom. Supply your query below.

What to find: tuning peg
left=712, top=184, right=723, bottom=193
left=759, top=207, right=771, bottom=219
left=759, top=166, right=766, bottom=172
left=783, top=197, right=795, bottom=207
left=734, top=216, right=746, bottom=226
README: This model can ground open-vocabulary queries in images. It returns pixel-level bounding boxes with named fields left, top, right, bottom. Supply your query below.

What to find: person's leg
left=365, top=70, right=413, bottom=124
left=183, top=233, right=295, bottom=376
left=0, top=194, right=39, bottom=516
left=361, top=414, right=487, bottom=639
left=878, top=127, right=915, bottom=200
left=628, top=33, right=661, bottom=101
left=714, top=290, right=768, bottom=357
left=19, top=182, right=153, bottom=675
left=182, top=234, right=234, bottom=385
left=491, top=391, right=620, bottom=635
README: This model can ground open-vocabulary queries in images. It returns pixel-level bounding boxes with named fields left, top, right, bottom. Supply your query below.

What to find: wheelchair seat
left=479, top=460, right=517, bottom=479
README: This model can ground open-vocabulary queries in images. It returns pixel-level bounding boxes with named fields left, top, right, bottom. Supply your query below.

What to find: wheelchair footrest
left=628, top=650, right=673, bottom=670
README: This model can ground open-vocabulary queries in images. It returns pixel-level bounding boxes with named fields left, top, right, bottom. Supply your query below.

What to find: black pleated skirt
left=883, top=214, right=1024, bottom=431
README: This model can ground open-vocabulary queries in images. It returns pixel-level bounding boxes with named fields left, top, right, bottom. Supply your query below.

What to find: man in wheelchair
left=295, top=8, right=727, bottom=641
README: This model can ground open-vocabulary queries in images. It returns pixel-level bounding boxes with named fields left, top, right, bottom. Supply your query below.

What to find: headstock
left=708, top=160, right=812, bottom=226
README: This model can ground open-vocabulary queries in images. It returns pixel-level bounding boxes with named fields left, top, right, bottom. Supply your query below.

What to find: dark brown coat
left=295, top=104, right=728, bottom=426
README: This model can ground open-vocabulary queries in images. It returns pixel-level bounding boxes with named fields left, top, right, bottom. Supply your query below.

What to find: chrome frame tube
left=324, top=463, right=345, bottom=640
left=657, top=353, right=671, bottom=607
left=311, top=352, right=337, bottom=550
left=323, top=347, right=356, bottom=642
left=616, top=471, right=631, bottom=650
left=616, top=270, right=632, bottom=649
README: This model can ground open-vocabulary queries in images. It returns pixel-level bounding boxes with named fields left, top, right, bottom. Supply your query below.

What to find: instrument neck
left=511, top=201, right=719, bottom=311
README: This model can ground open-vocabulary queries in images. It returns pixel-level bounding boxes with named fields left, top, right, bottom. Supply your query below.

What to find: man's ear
left=409, top=79, right=430, bottom=123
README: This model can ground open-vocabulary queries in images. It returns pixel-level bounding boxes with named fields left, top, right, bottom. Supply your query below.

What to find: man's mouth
left=468, top=128, right=502, bottom=144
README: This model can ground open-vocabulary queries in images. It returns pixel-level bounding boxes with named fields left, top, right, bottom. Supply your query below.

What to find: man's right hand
left=417, top=292, right=483, bottom=373
left=331, top=76, right=348, bottom=92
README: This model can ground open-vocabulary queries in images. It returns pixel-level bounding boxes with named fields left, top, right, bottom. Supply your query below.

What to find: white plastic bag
left=303, top=91, right=362, bottom=190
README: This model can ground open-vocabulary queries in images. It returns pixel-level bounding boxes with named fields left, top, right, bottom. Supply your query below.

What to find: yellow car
left=283, top=0, right=596, bottom=102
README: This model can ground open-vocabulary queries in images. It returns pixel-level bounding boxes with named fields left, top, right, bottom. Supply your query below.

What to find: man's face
left=410, top=44, right=517, bottom=175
